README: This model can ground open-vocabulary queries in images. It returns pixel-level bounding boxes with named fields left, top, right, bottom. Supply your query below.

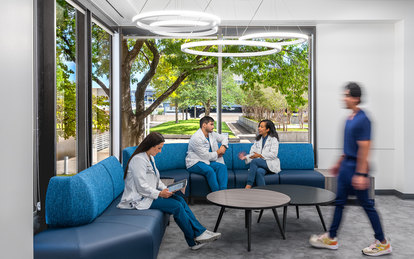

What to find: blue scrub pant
left=188, top=161, right=228, bottom=192
left=329, top=158, right=385, bottom=241
left=150, top=194, right=206, bottom=247
left=246, top=158, right=269, bottom=186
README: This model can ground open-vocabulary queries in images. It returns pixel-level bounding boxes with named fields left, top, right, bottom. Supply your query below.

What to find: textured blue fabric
left=155, top=143, right=188, bottom=171
left=35, top=196, right=169, bottom=259
left=190, top=170, right=235, bottom=197
left=231, top=143, right=253, bottom=170
left=278, top=143, right=315, bottom=170
left=45, top=163, right=114, bottom=227
left=122, top=146, right=137, bottom=172
left=36, top=195, right=169, bottom=259
left=278, top=170, right=325, bottom=188
left=100, top=156, right=125, bottom=199
left=159, top=169, right=190, bottom=196
left=220, top=143, right=233, bottom=169
left=234, top=169, right=279, bottom=188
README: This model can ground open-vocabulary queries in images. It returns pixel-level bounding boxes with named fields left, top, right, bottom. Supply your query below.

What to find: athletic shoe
left=362, top=239, right=392, bottom=256
left=309, top=233, right=339, bottom=250
left=190, top=241, right=206, bottom=250
left=195, top=230, right=222, bottom=243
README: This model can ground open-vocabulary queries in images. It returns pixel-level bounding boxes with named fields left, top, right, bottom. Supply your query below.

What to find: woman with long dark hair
left=238, top=120, right=281, bottom=188
left=117, top=132, right=221, bottom=250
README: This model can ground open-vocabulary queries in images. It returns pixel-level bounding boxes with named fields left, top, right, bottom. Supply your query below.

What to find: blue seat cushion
left=190, top=170, right=235, bottom=197
left=35, top=196, right=169, bottom=259
left=279, top=170, right=325, bottom=188
left=122, top=146, right=137, bottom=172
left=234, top=169, right=279, bottom=188
left=159, top=169, right=190, bottom=197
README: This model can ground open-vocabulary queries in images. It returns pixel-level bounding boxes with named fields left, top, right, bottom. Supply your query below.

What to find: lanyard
left=149, top=159, right=157, bottom=175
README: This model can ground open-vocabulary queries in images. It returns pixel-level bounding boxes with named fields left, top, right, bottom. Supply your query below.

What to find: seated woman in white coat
left=118, top=132, right=221, bottom=250
left=238, top=120, right=281, bottom=188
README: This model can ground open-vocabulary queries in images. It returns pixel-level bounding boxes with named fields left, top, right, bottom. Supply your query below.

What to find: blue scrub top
left=206, top=137, right=212, bottom=152
left=262, top=135, right=268, bottom=150
left=343, top=109, right=371, bottom=158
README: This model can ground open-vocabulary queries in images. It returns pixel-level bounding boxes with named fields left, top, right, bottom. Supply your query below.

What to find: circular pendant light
left=181, top=40, right=282, bottom=57
left=132, top=10, right=221, bottom=37
left=239, top=32, right=308, bottom=46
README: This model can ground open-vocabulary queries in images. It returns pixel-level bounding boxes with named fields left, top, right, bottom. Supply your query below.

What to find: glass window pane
left=56, top=0, right=77, bottom=175
left=91, top=22, right=111, bottom=164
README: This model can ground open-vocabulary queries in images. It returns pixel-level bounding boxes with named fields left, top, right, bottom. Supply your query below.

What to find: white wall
left=0, top=1, right=33, bottom=258
left=316, top=23, right=396, bottom=190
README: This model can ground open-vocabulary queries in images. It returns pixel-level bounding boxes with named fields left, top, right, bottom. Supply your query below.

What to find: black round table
left=255, top=184, right=336, bottom=233
left=207, top=189, right=290, bottom=251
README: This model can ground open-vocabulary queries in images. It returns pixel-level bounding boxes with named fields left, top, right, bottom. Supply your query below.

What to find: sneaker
left=195, top=230, right=222, bottom=243
left=190, top=241, right=206, bottom=250
left=309, top=233, right=339, bottom=250
left=362, top=239, right=392, bottom=256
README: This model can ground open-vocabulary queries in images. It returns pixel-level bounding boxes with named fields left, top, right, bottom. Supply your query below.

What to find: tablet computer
left=167, top=179, right=187, bottom=192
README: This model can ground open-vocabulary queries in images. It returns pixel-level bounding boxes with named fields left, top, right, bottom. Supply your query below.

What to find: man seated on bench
left=186, top=116, right=229, bottom=192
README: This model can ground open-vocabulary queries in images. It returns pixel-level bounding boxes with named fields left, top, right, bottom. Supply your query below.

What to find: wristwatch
left=354, top=172, right=368, bottom=177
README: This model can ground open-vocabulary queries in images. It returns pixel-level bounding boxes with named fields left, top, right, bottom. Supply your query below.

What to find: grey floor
left=158, top=195, right=414, bottom=259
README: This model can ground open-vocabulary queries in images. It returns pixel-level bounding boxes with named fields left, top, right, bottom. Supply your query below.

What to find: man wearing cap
left=309, top=82, right=392, bottom=256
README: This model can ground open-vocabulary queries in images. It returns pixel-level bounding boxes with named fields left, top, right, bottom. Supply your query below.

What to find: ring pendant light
left=132, top=10, right=221, bottom=36
left=181, top=40, right=282, bottom=57
left=239, top=32, right=308, bottom=46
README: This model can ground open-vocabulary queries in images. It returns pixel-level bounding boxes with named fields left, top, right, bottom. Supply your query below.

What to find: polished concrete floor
left=158, top=195, right=413, bottom=259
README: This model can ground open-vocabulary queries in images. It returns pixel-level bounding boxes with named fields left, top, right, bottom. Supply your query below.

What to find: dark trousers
left=329, top=159, right=385, bottom=241
left=150, top=194, right=206, bottom=247
left=246, top=158, right=269, bottom=186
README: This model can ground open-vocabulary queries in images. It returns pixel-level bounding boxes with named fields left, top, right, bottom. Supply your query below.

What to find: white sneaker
left=195, top=230, right=222, bottom=243
left=190, top=241, right=206, bottom=250
left=309, top=233, right=339, bottom=250
left=362, top=238, right=392, bottom=256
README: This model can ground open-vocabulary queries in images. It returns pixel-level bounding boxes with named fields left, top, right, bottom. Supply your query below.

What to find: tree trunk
left=205, top=100, right=211, bottom=116
left=175, top=100, right=179, bottom=123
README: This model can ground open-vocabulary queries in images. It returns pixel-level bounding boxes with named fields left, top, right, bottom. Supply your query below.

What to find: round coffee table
left=255, top=185, right=336, bottom=233
left=206, top=189, right=290, bottom=251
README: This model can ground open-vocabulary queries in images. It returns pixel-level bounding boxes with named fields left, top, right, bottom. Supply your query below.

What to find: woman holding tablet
left=118, top=132, right=221, bottom=250
left=238, top=120, right=281, bottom=188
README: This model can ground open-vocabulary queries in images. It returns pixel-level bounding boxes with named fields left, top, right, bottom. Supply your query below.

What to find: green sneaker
left=362, top=239, right=392, bottom=256
left=309, top=233, right=338, bottom=250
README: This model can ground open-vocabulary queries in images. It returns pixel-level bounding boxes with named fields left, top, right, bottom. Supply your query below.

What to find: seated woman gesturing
left=118, top=132, right=221, bottom=250
left=238, top=120, right=281, bottom=188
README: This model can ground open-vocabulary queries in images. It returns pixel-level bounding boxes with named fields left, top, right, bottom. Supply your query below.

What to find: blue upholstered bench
left=122, top=143, right=325, bottom=198
left=34, top=156, right=169, bottom=259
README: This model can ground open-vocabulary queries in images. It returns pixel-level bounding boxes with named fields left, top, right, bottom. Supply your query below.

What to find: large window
left=91, top=22, right=111, bottom=164
left=56, top=0, right=77, bottom=175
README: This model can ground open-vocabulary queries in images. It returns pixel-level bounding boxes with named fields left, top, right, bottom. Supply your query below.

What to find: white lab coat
left=245, top=136, right=281, bottom=173
left=117, top=152, right=167, bottom=210
left=186, top=128, right=229, bottom=169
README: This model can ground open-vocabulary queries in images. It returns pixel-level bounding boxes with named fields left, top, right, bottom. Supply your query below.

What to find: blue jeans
left=246, top=158, right=269, bottom=186
left=188, top=161, right=228, bottom=192
left=150, top=194, right=206, bottom=247
left=329, top=159, right=385, bottom=241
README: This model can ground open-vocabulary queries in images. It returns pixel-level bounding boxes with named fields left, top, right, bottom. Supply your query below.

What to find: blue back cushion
left=220, top=143, right=233, bottom=169
left=155, top=143, right=188, bottom=171
left=46, top=163, right=115, bottom=227
left=100, top=156, right=125, bottom=198
left=122, top=146, right=137, bottom=172
left=231, top=143, right=253, bottom=170
left=279, top=143, right=314, bottom=170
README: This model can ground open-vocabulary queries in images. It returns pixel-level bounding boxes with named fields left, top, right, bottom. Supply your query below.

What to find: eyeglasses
left=344, top=93, right=351, bottom=97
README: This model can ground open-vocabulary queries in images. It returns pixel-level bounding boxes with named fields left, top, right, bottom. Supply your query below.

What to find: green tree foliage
left=230, top=42, right=310, bottom=110
left=56, top=0, right=110, bottom=139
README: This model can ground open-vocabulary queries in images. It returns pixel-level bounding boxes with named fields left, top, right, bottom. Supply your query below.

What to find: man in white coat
left=186, top=116, right=229, bottom=192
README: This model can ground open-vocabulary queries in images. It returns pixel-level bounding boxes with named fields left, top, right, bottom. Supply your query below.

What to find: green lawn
left=150, top=119, right=236, bottom=137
